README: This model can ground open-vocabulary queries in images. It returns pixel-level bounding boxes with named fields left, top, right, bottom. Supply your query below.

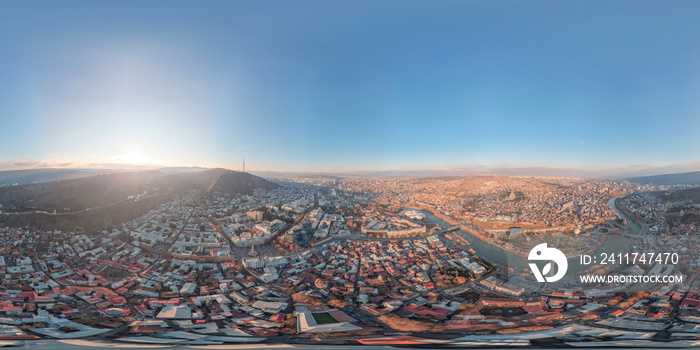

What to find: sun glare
left=117, top=152, right=154, bottom=165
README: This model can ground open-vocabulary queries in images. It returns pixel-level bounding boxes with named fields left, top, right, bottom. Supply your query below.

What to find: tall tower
left=243, top=156, right=245, bottom=173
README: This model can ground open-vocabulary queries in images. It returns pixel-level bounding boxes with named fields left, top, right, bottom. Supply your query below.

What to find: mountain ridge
left=626, top=170, right=700, bottom=186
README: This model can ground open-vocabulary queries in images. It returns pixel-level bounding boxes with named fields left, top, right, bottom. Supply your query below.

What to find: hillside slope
left=0, top=169, right=109, bottom=186
left=0, top=168, right=278, bottom=231
left=627, top=171, right=700, bottom=186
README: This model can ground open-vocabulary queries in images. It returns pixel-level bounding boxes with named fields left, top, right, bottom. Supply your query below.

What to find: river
left=421, top=196, right=637, bottom=274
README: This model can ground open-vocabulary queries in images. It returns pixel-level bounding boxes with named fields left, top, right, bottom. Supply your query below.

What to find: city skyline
left=2, top=1, right=700, bottom=176
left=2, top=2, right=700, bottom=346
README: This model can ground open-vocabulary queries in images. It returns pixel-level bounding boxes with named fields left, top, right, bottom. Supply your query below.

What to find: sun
left=118, top=152, right=154, bottom=165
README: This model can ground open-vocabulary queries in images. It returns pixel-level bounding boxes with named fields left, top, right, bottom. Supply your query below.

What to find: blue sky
left=1, top=0, right=700, bottom=176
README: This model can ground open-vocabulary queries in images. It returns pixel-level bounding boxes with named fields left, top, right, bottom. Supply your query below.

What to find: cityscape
left=2, top=0, right=700, bottom=348
left=0, top=170, right=698, bottom=348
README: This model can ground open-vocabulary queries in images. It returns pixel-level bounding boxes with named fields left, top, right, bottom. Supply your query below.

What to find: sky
left=1, top=0, right=700, bottom=176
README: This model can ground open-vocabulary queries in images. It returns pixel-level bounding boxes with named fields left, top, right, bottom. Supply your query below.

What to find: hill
left=0, top=168, right=278, bottom=231
left=0, top=168, right=110, bottom=187
left=0, top=168, right=278, bottom=213
left=207, top=170, right=279, bottom=194
left=653, top=187, right=700, bottom=203
left=652, top=187, right=700, bottom=227
left=0, top=170, right=164, bottom=213
left=442, top=175, right=574, bottom=197
left=153, top=168, right=278, bottom=195
left=156, top=166, right=211, bottom=174
left=627, top=171, right=700, bottom=186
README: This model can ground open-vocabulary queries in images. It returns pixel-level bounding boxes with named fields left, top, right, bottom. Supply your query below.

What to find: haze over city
left=1, top=0, right=700, bottom=176
left=4, top=1, right=700, bottom=348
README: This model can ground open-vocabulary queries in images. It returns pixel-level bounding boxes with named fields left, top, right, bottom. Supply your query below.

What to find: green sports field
left=311, top=312, right=338, bottom=325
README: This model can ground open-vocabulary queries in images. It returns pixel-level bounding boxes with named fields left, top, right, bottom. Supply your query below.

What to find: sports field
left=311, top=312, right=338, bottom=325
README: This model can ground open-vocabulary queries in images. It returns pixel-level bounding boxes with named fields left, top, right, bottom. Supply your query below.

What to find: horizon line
left=2, top=160, right=700, bottom=179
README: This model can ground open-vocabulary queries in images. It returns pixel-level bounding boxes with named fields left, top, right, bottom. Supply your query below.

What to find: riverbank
left=614, top=197, right=650, bottom=236
left=412, top=204, right=611, bottom=260
left=614, top=197, right=647, bottom=226
left=416, top=208, right=604, bottom=261
left=418, top=195, right=640, bottom=274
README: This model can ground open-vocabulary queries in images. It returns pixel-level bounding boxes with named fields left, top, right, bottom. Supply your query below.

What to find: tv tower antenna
left=243, top=156, right=245, bottom=173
